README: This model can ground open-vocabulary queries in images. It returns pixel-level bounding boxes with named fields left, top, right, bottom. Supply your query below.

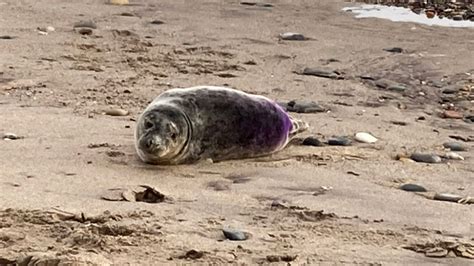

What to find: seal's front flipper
left=289, top=116, right=309, bottom=138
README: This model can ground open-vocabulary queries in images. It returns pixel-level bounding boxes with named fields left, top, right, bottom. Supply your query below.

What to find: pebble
left=300, top=68, right=343, bottom=79
left=410, top=153, right=442, bottom=164
left=444, top=152, right=464, bottom=161
left=0, top=35, right=15, bottom=39
left=240, top=1, right=273, bottom=7
left=399, top=183, right=427, bottom=192
left=354, top=132, right=378, bottom=143
left=441, top=110, right=463, bottom=119
left=383, top=47, right=403, bottom=53
left=286, top=100, right=326, bottom=113
left=443, top=142, right=468, bottom=152
left=2, top=133, right=21, bottom=140
left=302, top=137, right=324, bottom=147
left=327, top=137, right=351, bottom=146
left=73, top=20, right=97, bottom=29
left=105, top=108, right=129, bottom=116
left=279, top=32, right=306, bottom=41
left=222, top=229, right=248, bottom=241
left=150, top=20, right=164, bottom=25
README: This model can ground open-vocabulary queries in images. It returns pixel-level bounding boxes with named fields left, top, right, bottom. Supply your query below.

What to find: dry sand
left=0, top=0, right=473, bottom=264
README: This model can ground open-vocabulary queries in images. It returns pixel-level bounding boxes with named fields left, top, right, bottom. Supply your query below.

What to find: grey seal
left=135, top=86, right=308, bottom=164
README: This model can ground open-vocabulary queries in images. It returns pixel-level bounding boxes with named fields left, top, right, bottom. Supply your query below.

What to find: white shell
left=354, top=132, right=378, bottom=143
left=445, top=152, right=464, bottom=160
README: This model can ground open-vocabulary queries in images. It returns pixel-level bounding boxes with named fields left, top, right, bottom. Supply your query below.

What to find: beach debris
left=410, top=153, right=442, bottom=164
left=101, top=185, right=167, bottom=203
left=104, top=108, right=129, bottom=116
left=222, top=228, right=249, bottom=241
left=443, top=142, right=468, bottom=151
left=109, top=0, right=129, bottom=5
left=399, top=183, right=427, bottom=192
left=403, top=241, right=474, bottom=259
left=2, top=132, right=22, bottom=140
left=298, top=67, right=344, bottom=79
left=279, top=32, right=306, bottom=41
left=354, top=132, right=378, bottom=143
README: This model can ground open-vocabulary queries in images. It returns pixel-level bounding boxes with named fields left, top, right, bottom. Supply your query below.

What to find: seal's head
left=135, top=106, right=190, bottom=164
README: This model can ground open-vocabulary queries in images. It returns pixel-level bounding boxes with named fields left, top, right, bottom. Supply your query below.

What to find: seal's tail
left=289, top=116, right=309, bottom=138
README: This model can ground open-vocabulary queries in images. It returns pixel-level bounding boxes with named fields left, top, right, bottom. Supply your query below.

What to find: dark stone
left=443, top=142, right=468, bottom=151
left=302, top=137, right=324, bottom=147
left=150, top=20, right=164, bottom=25
left=327, top=137, right=351, bottom=146
left=399, top=183, right=427, bottom=192
left=223, top=229, right=248, bottom=241
left=410, top=153, right=442, bottom=164
left=383, top=47, right=403, bottom=53
left=0, top=35, right=15, bottom=40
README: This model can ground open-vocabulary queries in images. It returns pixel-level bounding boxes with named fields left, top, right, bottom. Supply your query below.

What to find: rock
left=443, top=142, right=468, bottom=151
left=279, top=32, right=306, bottom=41
left=441, top=110, right=463, bottom=119
left=387, top=84, right=407, bottom=92
left=374, top=78, right=406, bottom=92
left=426, top=10, right=436, bottom=19
left=410, top=153, right=442, bottom=164
left=73, top=20, right=97, bottom=29
left=150, top=20, right=165, bottom=25
left=2, top=133, right=21, bottom=140
left=444, top=152, right=464, bottom=160
left=399, top=183, right=427, bottom=192
left=75, top=28, right=93, bottom=35
left=286, top=100, right=326, bottom=113
left=46, top=26, right=55, bottom=32
left=383, top=47, right=403, bottom=53
left=222, top=229, right=248, bottom=241
left=327, top=137, right=351, bottom=146
left=302, top=137, right=324, bottom=147
left=452, top=15, right=463, bottom=21
left=299, top=68, right=343, bottom=79
left=105, top=108, right=129, bottom=116
left=354, top=132, right=378, bottom=143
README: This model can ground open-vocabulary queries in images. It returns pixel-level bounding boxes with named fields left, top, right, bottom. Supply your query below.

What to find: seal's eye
left=144, top=121, right=154, bottom=129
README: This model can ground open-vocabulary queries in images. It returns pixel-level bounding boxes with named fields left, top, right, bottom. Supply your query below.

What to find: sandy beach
left=1, top=0, right=473, bottom=264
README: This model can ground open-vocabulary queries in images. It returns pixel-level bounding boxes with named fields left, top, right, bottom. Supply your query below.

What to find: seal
left=135, top=86, right=308, bottom=165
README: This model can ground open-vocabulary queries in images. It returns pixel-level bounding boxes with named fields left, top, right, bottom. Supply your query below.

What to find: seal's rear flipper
left=289, top=116, right=309, bottom=138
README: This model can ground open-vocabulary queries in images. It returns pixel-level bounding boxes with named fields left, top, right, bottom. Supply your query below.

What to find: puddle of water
left=343, top=4, right=474, bottom=28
